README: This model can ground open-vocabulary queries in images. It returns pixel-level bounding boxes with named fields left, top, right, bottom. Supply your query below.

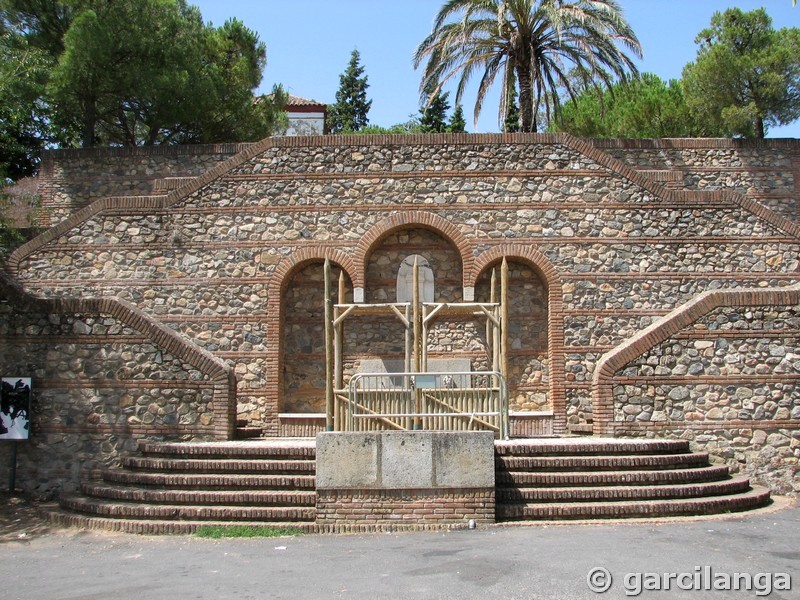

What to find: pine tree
left=419, top=91, right=451, bottom=132
left=448, top=104, right=466, bottom=133
left=328, top=49, right=372, bottom=133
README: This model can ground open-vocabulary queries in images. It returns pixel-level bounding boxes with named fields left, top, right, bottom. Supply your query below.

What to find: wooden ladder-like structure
left=321, top=257, right=512, bottom=434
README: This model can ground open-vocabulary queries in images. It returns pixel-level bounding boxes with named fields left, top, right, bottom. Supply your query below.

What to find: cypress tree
left=448, top=104, right=466, bottom=133
left=328, top=49, right=372, bottom=133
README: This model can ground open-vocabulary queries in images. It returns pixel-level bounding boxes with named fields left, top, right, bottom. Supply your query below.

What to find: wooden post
left=324, top=259, right=334, bottom=431
left=334, top=271, right=346, bottom=428
left=412, top=257, right=421, bottom=430
left=500, top=258, right=509, bottom=383
left=489, top=268, right=498, bottom=372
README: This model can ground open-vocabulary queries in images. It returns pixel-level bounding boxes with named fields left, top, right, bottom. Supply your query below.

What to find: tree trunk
left=516, top=65, right=535, bottom=133
left=81, top=98, right=96, bottom=148
left=755, top=115, right=765, bottom=138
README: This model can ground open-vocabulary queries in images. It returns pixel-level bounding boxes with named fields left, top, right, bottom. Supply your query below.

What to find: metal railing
left=338, top=371, right=508, bottom=439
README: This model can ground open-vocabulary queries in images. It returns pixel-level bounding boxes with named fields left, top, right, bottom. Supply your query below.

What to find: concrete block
left=433, top=431, right=495, bottom=488
left=316, top=432, right=379, bottom=489
left=381, top=431, right=433, bottom=488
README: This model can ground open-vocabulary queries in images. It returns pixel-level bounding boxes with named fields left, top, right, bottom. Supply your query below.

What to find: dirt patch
left=0, top=492, right=59, bottom=542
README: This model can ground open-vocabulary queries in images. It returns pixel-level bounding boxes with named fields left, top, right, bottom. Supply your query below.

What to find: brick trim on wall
left=353, top=211, right=474, bottom=290
left=592, top=282, right=800, bottom=435
left=11, top=133, right=800, bottom=278
left=0, top=272, right=236, bottom=439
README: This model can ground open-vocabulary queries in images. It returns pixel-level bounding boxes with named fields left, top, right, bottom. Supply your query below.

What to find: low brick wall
left=317, top=487, right=495, bottom=528
left=315, top=431, right=495, bottom=529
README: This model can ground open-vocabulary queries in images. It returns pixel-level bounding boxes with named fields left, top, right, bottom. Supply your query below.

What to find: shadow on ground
left=0, top=492, right=58, bottom=542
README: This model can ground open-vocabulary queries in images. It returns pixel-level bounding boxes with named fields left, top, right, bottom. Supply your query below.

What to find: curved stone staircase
left=51, top=437, right=772, bottom=533
left=51, top=440, right=317, bottom=534
left=495, top=438, right=771, bottom=521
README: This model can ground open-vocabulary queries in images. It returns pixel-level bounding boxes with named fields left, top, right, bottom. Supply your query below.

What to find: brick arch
left=470, top=244, right=567, bottom=434
left=353, top=211, right=474, bottom=290
left=268, top=247, right=356, bottom=299
left=264, top=248, right=356, bottom=425
left=469, top=244, right=561, bottom=293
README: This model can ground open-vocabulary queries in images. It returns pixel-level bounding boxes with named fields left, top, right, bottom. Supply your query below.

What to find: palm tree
left=413, top=0, right=642, bottom=132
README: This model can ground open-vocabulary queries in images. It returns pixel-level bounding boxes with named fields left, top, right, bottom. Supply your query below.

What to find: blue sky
left=192, top=1, right=800, bottom=137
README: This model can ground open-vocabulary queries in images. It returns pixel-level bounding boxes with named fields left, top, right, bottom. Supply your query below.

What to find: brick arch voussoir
left=469, top=244, right=562, bottom=295
left=354, top=211, right=474, bottom=290
left=269, top=247, right=356, bottom=300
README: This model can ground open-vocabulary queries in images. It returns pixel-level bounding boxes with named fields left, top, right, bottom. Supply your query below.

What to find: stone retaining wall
left=8, top=134, right=800, bottom=439
left=37, top=143, right=249, bottom=226
left=0, top=274, right=235, bottom=496
left=594, top=285, right=800, bottom=494
left=592, top=138, right=800, bottom=223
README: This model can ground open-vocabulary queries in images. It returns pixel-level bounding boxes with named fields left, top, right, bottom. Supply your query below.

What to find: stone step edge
left=49, top=511, right=318, bottom=535
left=80, top=483, right=316, bottom=506
left=496, top=477, right=752, bottom=503
left=495, top=439, right=690, bottom=456
left=48, top=511, right=481, bottom=535
left=122, top=457, right=316, bottom=473
left=101, top=469, right=317, bottom=489
left=497, top=453, right=709, bottom=471
left=495, top=465, right=731, bottom=486
left=496, top=487, right=771, bottom=520
left=60, top=496, right=315, bottom=521
left=137, top=442, right=315, bottom=458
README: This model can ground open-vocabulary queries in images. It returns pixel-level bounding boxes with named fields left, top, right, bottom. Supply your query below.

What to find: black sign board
left=1, top=378, right=31, bottom=440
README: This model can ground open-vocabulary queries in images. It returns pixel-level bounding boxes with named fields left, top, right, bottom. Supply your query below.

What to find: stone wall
left=0, top=274, right=235, bottom=496
left=594, top=286, right=800, bottom=494
left=7, top=134, right=800, bottom=444
left=37, top=143, right=249, bottom=226
left=592, top=138, right=800, bottom=223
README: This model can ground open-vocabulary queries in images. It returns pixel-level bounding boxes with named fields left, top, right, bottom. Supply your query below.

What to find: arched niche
left=280, top=261, right=352, bottom=413
left=475, top=260, right=550, bottom=411
left=396, top=254, right=435, bottom=303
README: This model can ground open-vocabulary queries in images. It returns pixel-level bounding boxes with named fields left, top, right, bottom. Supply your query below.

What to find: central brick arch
left=353, top=212, right=474, bottom=292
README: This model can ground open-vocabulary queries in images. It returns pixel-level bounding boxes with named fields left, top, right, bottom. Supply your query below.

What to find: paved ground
left=0, top=495, right=798, bottom=600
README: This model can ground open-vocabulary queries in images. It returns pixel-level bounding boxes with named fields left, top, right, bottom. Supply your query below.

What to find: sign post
left=1, top=377, right=32, bottom=492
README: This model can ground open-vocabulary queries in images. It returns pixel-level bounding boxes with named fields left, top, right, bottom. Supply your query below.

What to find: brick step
left=101, top=469, right=316, bottom=490
left=81, top=483, right=316, bottom=506
left=497, top=452, right=709, bottom=472
left=49, top=510, right=318, bottom=535
left=61, top=496, right=315, bottom=522
left=496, top=486, right=771, bottom=520
left=496, top=477, right=751, bottom=503
left=495, top=465, right=731, bottom=487
left=137, top=441, right=315, bottom=460
left=495, top=438, right=690, bottom=456
left=122, top=456, right=315, bottom=474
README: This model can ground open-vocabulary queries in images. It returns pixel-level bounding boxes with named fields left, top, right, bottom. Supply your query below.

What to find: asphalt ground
left=0, top=497, right=798, bottom=600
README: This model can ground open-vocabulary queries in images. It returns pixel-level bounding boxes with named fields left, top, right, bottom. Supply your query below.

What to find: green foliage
left=0, top=32, right=55, bottom=179
left=194, top=525, right=304, bottom=539
left=0, top=0, right=284, bottom=161
left=682, top=7, right=800, bottom=138
left=414, top=0, right=642, bottom=133
left=553, top=73, right=707, bottom=138
left=448, top=104, right=466, bottom=133
left=419, top=91, right=451, bottom=133
left=328, top=49, right=372, bottom=133
left=0, top=188, right=25, bottom=264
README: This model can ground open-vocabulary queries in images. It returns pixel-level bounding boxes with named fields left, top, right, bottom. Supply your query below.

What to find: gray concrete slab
left=1, top=500, right=797, bottom=600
